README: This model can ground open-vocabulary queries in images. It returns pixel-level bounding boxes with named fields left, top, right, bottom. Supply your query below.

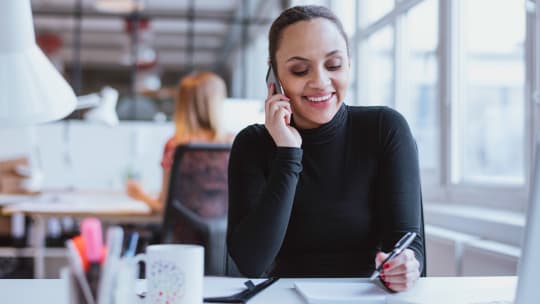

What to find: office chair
left=161, top=143, right=231, bottom=275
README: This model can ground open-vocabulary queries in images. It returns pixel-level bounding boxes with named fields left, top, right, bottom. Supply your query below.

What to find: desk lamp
left=0, top=0, right=76, bottom=127
left=76, top=86, right=120, bottom=127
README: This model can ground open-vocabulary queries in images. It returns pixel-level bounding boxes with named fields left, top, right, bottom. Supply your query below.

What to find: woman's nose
left=308, top=68, right=331, bottom=88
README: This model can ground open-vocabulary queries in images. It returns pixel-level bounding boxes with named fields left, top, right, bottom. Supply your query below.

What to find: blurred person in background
left=126, top=71, right=232, bottom=213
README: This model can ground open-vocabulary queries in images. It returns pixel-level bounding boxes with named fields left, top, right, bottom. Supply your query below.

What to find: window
left=355, top=0, right=531, bottom=209
left=330, top=0, right=357, bottom=101
left=358, top=0, right=394, bottom=28
left=453, top=0, right=526, bottom=185
left=398, top=0, right=438, bottom=170
left=330, top=0, right=356, bottom=37
left=359, top=27, right=394, bottom=106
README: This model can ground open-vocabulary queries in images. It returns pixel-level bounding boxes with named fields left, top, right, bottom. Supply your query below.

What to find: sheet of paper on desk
left=294, top=281, right=387, bottom=304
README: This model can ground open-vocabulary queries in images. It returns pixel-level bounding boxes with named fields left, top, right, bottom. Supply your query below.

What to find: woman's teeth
left=307, top=94, right=332, bottom=102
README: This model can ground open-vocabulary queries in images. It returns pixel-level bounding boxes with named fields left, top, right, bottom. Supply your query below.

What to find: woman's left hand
left=375, top=249, right=420, bottom=292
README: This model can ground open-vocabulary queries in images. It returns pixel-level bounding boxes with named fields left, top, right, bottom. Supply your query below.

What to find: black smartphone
left=265, top=65, right=284, bottom=95
left=204, top=277, right=279, bottom=303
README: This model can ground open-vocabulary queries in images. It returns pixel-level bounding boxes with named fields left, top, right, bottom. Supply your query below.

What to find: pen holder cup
left=128, top=244, right=205, bottom=304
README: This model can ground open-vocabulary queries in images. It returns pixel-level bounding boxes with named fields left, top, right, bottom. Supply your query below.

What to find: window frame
left=354, top=0, right=534, bottom=211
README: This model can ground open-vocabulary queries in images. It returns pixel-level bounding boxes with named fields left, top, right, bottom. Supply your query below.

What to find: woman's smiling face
left=275, top=17, right=350, bottom=129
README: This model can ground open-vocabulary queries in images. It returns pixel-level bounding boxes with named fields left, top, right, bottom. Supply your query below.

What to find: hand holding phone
left=264, top=65, right=301, bottom=148
left=266, top=66, right=284, bottom=95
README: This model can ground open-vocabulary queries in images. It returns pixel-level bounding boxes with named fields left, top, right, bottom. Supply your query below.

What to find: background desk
left=1, top=190, right=159, bottom=278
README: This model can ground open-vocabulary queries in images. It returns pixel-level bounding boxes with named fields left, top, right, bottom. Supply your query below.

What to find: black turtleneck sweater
left=227, top=104, right=424, bottom=278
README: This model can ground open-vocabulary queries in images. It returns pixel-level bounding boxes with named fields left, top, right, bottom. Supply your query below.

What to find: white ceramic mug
left=135, top=244, right=204, bottom=304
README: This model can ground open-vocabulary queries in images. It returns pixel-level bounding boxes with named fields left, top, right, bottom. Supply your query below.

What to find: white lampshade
left=0, top=0, right=76, bottom=127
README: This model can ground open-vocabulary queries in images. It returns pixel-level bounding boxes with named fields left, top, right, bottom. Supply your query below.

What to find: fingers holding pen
left=377, top=249, right=420, bottom=292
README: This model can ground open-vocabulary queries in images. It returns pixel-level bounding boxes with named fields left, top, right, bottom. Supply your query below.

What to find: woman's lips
left=303, top=93, right=335, bottom=108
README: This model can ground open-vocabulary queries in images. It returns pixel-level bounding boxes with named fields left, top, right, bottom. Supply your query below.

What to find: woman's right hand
left=265, top=84, right=302, bottom=147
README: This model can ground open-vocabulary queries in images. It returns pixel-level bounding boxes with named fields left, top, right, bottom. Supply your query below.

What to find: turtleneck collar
left=293, top=103, right=348, bottom=145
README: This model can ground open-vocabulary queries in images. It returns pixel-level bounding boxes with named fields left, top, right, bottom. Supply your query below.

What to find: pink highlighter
left=81, top=218, right=103, bottom=298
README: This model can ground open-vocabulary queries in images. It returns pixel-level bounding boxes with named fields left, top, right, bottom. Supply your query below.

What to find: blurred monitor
left=514, top=138, right=540, bottom=304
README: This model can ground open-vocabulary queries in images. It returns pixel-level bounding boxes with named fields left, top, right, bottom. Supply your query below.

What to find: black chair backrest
left=161, top=143, right=231, bottom=275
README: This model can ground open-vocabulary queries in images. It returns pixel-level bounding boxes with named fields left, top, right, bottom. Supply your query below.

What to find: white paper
left=294, top=281, right=387, bottom=304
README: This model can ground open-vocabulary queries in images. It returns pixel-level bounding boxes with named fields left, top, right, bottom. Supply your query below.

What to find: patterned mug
left=134, top=244, right=204, bottom=304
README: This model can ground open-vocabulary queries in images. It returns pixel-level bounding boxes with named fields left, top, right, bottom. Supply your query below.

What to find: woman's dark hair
left=268, top=5, right=349, bottom=74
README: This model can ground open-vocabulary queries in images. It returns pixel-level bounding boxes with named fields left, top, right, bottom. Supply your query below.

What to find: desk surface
left=1, top=190, right=153, bottom=217
left=0, top=276, right=517, bottom=304
left=204, top=276, right=517, bottom=304
left=0, top=279, right=69, bottom=304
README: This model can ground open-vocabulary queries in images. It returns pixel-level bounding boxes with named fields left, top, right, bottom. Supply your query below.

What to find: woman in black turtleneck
left=227, top=5, right=425, bottom=292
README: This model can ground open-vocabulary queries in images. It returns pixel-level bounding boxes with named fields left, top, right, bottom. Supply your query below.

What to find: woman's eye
left=327, top=65, right=342, bottom=71
left=291, top=70, right=308, bottom=76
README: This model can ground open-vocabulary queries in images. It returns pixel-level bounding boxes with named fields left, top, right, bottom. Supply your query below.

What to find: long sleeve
left=373, top=108, right=425, bottom=273
left=226, top=126, right=303, bottom=277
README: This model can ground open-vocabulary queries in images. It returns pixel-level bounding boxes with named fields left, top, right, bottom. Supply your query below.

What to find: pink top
left=160, top=137, right=176, bottom=170
left=160, top=134, right=234, bottom=170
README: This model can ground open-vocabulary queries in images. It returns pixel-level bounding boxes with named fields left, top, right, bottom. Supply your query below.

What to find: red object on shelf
left=124, top=17, right=151, bottom=33
left=36, top=33, right=63, bottom=54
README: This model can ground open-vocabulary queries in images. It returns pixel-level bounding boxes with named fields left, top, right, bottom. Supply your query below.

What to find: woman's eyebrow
left=286, top=56, right=309, bottom=62
left=325, top=50, right=343, bottom=57
left=286, top=50, right=344, bottom=62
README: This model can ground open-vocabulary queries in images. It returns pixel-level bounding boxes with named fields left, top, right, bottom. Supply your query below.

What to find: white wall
left=0, top=101, right=265, bottom=192
left=0, top=121, right=172, bottom=192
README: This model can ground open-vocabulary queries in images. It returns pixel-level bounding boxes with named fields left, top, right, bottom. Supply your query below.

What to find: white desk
left=1, top=190, right=159, bottom=278
left=0, top=279, right=69, bottom=304
left=204, top=276, right=517, bottom=304
left=0, top=276, right=518, bottom=304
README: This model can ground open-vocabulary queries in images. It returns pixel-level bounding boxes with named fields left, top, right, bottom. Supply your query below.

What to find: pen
left=97, top=226, right=124, bottom=304
left=369, top=232, right=417, bottom=281
left=123, top=232, right=139, bottom=258
left=66, top=239, right=96, bottom=304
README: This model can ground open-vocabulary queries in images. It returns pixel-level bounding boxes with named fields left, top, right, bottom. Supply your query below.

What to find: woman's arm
left=226, top=127, right=303, bottom=277
left=374, top=108, right=424, bottom=290
left=126, top=169, right=170, bottom=213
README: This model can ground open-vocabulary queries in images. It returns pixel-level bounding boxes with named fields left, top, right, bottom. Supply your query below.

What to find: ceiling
left=30, top=0, right=281, bottom=72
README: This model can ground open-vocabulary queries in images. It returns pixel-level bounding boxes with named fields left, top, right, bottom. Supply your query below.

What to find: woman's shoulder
left=346, top=105, right=410, bottom=130
left=235, top=124, right=269, bottom=140
left=232, top=124, right=273, bottom=149
left=346, top=104, right=402, bottom=117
